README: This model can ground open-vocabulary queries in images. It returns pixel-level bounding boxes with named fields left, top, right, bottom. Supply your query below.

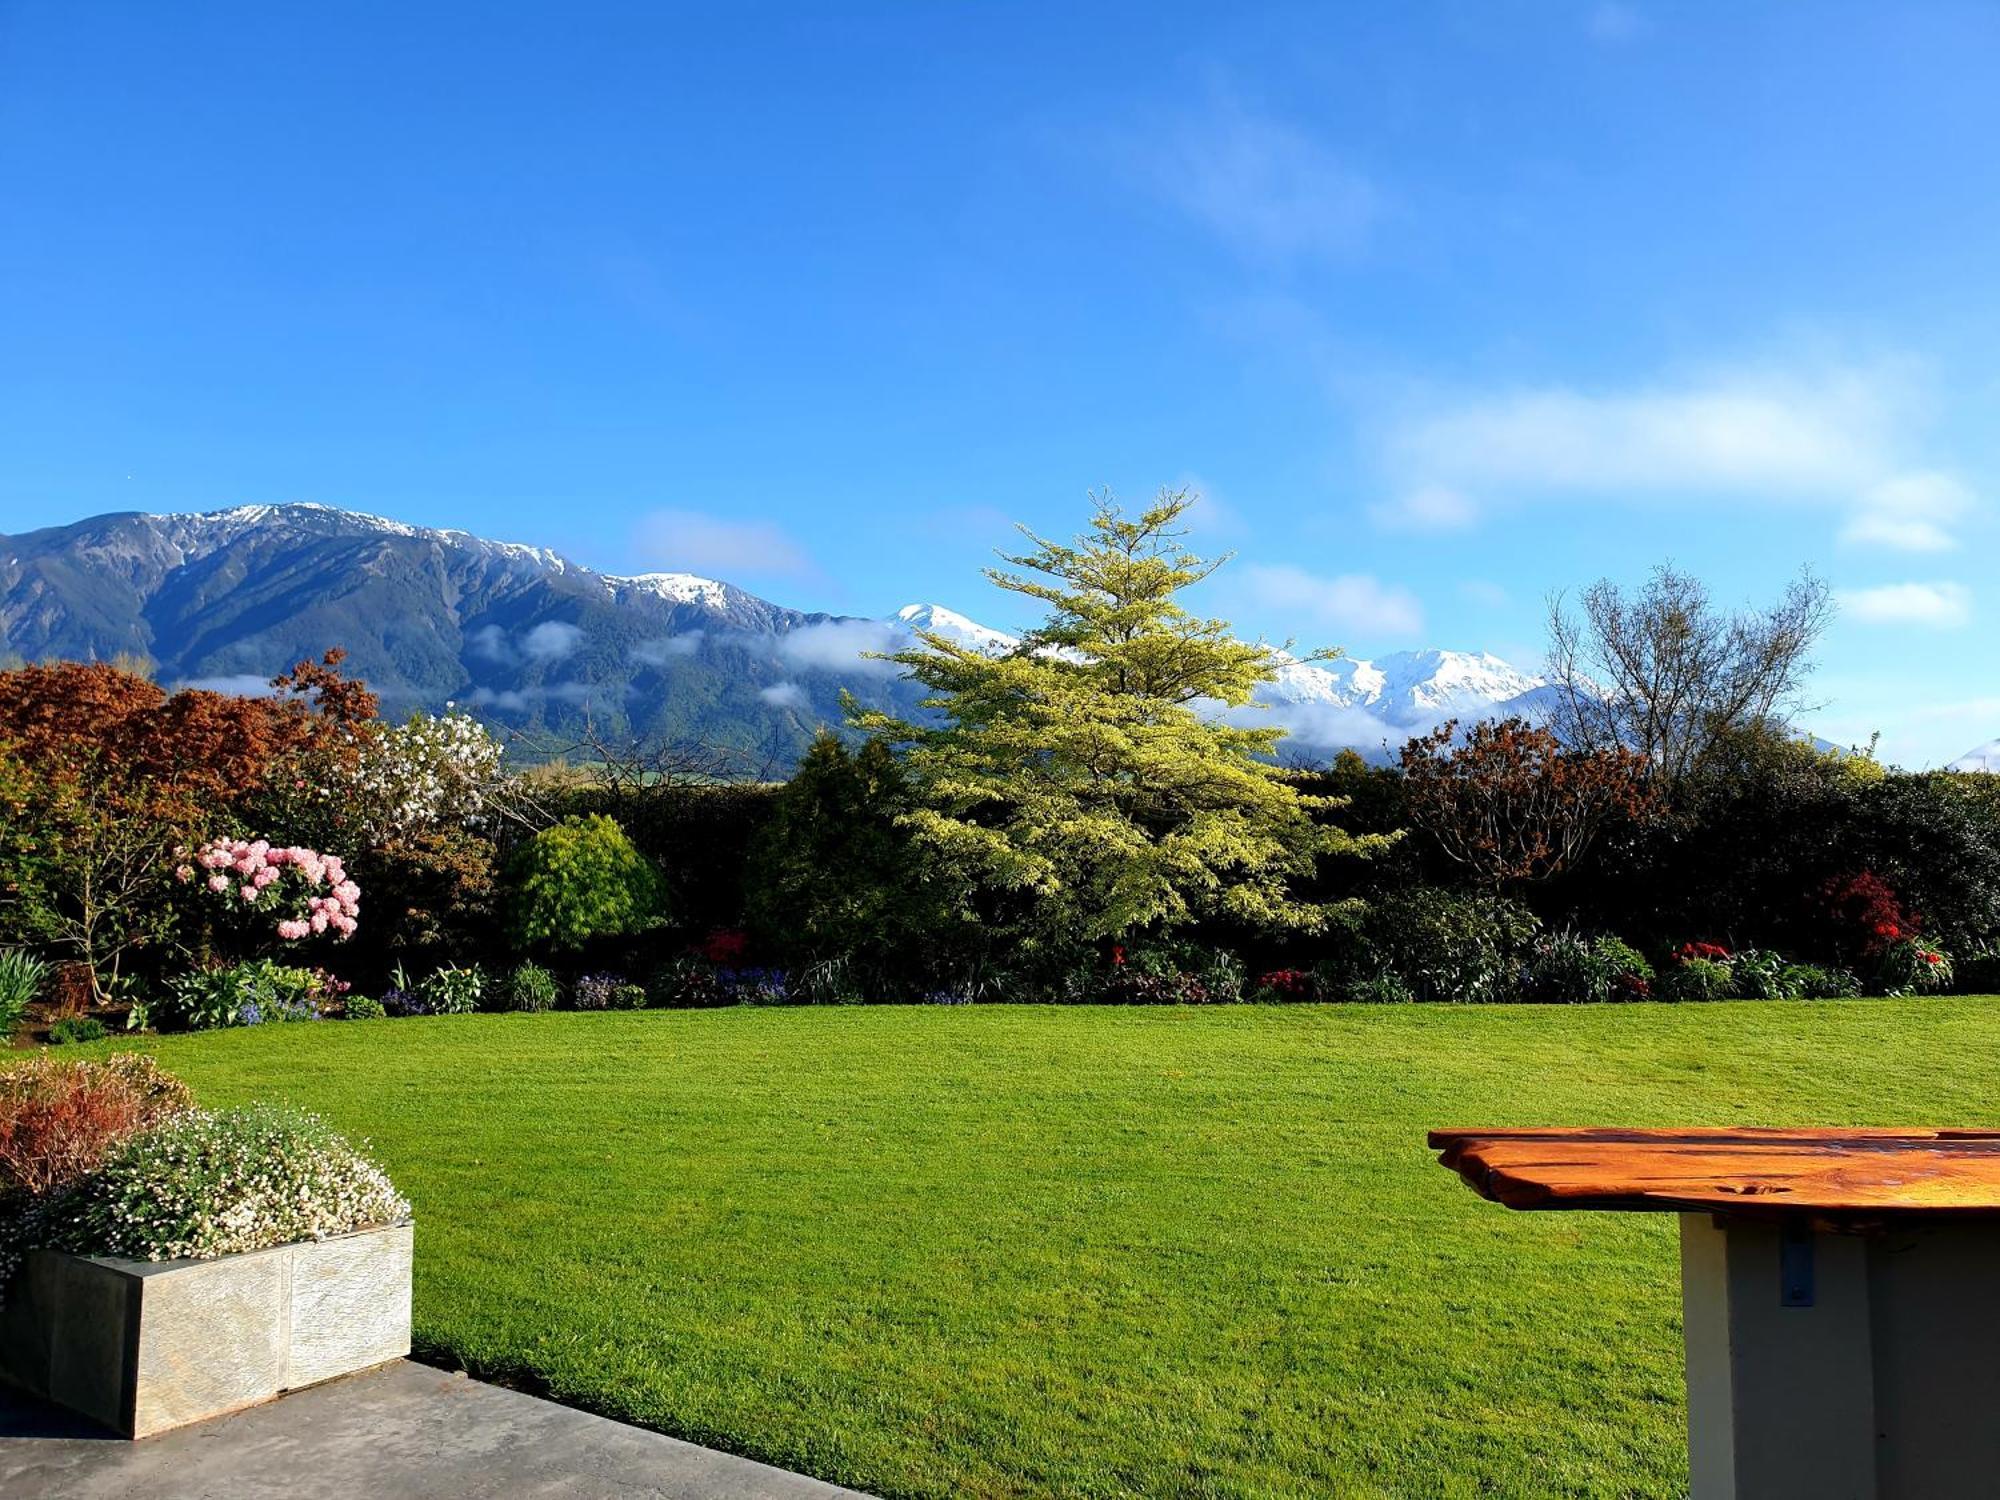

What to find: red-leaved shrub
left=0, top=1054, right=194, bottom=1196
left=1813, top=871, right=1916, bottom=962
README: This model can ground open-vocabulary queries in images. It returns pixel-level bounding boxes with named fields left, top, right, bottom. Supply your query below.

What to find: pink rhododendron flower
left=190, top=835, right=360, bottom=943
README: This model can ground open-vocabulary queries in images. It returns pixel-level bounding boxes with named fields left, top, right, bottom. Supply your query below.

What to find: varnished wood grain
left=1429, top=1127, right=2000, bottom=1220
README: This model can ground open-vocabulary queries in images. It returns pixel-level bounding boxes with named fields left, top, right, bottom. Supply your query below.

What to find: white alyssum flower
left=51, top=1106, right=410, bottom=1263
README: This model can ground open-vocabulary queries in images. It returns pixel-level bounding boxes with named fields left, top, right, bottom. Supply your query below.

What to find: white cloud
left=1212, top=698, right=1406, bottom=762
left=759, top=681, right=808, bottom=708
left=466, top=682, right=618, bottom=711
left=467, top=687, right=529, bottom=711
left=1837, top=581, right=1971, bottom=628
left=521, top=621, right=584, bottom=662
left=1239, top=564, right=1425, bottom=637
left=772, top=619, right=904, bottom=677
left=1394, top=373, right=1884, bottom=492
left=1585, top=3, right=1649, bottom=44
left=631, top=633, right=702, bottom=665
left=466, top=624, right=513, bottom=663
left=635, top=508, right=814, bottom=579
left=1137, top=96, right=1379, bottom=264
left=1842, top=471, right=1974, bottom=553
left=1900, top=695, right=2000, bottom=725
left=1370, top=485, right=1477, bottom=533
left=1385, top=363, right=1979, bottom=547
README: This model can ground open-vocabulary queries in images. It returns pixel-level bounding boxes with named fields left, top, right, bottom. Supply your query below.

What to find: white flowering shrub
left=339, top=710, right=507, bottom=842
left=48, top=1105, right=410, bottom=1262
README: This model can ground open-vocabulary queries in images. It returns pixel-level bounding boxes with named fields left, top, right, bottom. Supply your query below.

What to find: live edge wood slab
left=1430, top=1127, right=2000, bottom=1498
left=1429, top=1126, right=2000, bottom=1223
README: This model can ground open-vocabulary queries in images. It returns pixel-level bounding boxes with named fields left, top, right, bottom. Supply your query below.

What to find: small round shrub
left=1520, top=931, right=1654, bottom=1004
left=501, top=961, right=560, bottom=1013
left=571, top=972, right=622, bottom=1011
left=380, top=986, right=428, bottom=1018
left=791, top=956, right=864, bottom=1006
left=344, top=996, right=387, bottom=1020
left=722, top=968, right=791, bottom=1006
left=609, top=982, right=648, bottom=1011
left=1731, top=949, right=1797, bottom=1001
left=1595, top=938, right=1654, bottom=987
left=416, top=965, right=484, bottom=1015
left=504, top=814, right=668, bottom=951
left=645, top=958, right=729, bottom=1009
left=1782, top=964, right=1862, bottom=1000
left=1877, top=938, right=1953, bottom=996
left=1363, top=887, right=1541, bottom=1004
left=50, top=1105, right=409, bottom=1262
left=48, top=1017, right=108, bottom=1045
left=1340, top=972, right=1416, bottom=1004
left=1198, top=951, right=1248, bottom=1004
left=1661, top=957, right=1734, bottom=1003
left=1520, top=931, right=1605, bottom=1003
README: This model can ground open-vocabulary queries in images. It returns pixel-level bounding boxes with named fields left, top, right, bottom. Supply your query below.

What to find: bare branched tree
left=1545, top=564, right=1834, bottom=785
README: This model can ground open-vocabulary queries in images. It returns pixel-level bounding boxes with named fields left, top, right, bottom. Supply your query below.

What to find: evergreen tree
left=745, top=732, right=973, bottom=983
left=853, top=490, right=1388, bottom=952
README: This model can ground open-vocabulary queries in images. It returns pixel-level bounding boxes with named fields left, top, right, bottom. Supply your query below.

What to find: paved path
left=0, top=1359, right=875, bottom=1499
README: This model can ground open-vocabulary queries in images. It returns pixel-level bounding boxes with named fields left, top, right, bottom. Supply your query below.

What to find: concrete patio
left=0, top=1358, right=874, bottom=1499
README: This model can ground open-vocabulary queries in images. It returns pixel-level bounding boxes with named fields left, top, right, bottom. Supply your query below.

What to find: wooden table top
left=1430, top=1127, right=2000, bottom=1220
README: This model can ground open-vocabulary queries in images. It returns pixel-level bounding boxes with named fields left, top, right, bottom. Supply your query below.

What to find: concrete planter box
left=0, top=1221, right=412, bottom=1437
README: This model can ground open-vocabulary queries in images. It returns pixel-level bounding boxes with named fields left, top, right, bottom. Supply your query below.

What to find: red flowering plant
left=698, top=928, right=750, bottom=966
left=1254, top=968, right=1317, bottom=1002
left=1877, top=936, right=1954, bottom=996
left=1671, top=941, right=1733, bottom=965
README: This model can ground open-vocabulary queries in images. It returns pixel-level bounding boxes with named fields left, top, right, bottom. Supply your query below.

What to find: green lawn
left=125, top=1001, right=2000, bottom=1499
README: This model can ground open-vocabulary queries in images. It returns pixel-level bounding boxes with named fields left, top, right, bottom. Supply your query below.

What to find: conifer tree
left=853, top=490, right=1388, bottom=951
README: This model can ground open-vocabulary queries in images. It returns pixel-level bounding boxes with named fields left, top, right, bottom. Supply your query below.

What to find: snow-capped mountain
left=894, top=602, right=1018, bottom=655
left=1951, top=739, right=2000, bottom=773
left=1, top=502, right=1554, bottom=768
left=888, top=602, right=1553, bottom=754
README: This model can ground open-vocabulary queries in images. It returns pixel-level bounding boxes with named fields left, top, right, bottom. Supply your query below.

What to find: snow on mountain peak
left=611, top=572, right=735, bottom=609
left=152, top=502, right=575, bottom=573
left=893, top=603, right=1018, bottom=653
left=1950, top=739, right=2000, bottom=772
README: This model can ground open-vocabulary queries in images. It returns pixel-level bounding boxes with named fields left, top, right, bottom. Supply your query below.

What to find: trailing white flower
left=48, top=1106, right=410, bottom=1263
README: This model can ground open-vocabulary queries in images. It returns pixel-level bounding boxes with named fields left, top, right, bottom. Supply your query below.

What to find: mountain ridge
left=3, top=502, right=1573, bottom=767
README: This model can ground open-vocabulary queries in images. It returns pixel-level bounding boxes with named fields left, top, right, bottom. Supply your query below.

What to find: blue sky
left=3, top=2, right=1998, bottom=765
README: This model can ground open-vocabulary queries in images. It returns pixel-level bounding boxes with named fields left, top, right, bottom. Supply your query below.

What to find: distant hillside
left=1, top=503, right=1560, bottom=768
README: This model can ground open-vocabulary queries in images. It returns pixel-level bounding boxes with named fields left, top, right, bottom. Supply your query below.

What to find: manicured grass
left=127, top=1001, right=2000, bottom=1499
